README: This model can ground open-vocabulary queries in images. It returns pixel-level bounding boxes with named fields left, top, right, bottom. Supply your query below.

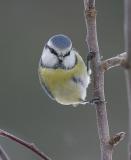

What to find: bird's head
left=41, top=34, right=77, bottom=69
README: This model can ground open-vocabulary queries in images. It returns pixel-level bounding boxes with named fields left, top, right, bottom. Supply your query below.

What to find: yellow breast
left=38, top=54, right=87, bottom=105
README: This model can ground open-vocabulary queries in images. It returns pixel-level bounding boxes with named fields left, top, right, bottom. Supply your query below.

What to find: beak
left=58, top=55, right=64, bottom=63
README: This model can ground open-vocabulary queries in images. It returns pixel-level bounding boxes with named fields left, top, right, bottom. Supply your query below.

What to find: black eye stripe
left=45, top=44, right=58, bottom=56
left=50, top=48, right=58, bottom=56
left=63, top=51, right=70, bottom=57
left=45, top=44, right=71, bottom=57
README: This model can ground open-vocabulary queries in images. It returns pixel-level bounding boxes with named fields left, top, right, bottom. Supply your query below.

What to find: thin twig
left=124, top=0, right=131, bottom=159
left=0, top=145, right=10, bottom=160
left=0, top=129, right=51, bottom=160
left=101, top=52, right=127, bottom=72
left=109, top=132, right=126, bottom=147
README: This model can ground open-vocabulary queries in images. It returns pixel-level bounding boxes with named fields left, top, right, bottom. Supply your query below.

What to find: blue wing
left=72, top=76, right=85, bottom=87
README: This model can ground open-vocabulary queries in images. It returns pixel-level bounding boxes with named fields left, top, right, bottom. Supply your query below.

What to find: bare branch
left=101, top=52, right=127, bottom=72
left=84, top=1, right=113, bottom=160
left=109, top=132, right=126, bottom=147
left=0, top=146, right=10, bottom=160
left=0, top=129, right=51, bottom=160
left=124, top=0, right=131, bottom=159
left=84, top=0, right=125, bottom=159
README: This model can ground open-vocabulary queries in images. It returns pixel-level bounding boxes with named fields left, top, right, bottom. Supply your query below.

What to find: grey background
left=0, top=0, right=127, bottom=160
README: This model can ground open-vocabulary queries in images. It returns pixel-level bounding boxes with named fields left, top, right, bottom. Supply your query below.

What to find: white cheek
left=63, top=53, right=76, bottom=69
left=41, top=49, right=58, bottom=67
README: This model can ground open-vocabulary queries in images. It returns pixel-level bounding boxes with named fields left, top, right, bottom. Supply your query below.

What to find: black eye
left=64, top=51, right=70, bottom=57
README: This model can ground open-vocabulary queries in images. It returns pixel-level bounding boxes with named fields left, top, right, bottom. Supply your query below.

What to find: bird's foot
left=89, top=97, right=106, bottom=105
left=81, top=97, right=106, bottom=105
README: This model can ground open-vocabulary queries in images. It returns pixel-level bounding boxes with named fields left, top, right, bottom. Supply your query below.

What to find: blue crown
left=50, top=35, right=72, bottom=49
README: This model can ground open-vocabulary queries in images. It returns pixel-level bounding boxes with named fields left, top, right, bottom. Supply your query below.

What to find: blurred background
left=0, top=0, right=127, bottom=160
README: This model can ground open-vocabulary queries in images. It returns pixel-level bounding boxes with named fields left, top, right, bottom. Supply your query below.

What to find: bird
left=38, top=34, right=92, bottom=106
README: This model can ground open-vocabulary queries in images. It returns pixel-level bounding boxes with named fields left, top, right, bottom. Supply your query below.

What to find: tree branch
left=124, top=0, right=131, bottom=159
left=101, top=52, right=127, bottom=72
left=0, top=129, right=51, bottom=160
left=84, top=1, right=112, bottom=160
left=0, top=145, right=10, bottom=160
left=84, top=1, right=125, bottom=160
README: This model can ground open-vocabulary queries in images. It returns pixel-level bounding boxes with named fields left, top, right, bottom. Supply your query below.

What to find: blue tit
left=38, top=34, right=91, bottom=106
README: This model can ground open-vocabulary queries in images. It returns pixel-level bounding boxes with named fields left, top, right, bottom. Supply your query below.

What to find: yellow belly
left=39, top=68, right=84, bottom=105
